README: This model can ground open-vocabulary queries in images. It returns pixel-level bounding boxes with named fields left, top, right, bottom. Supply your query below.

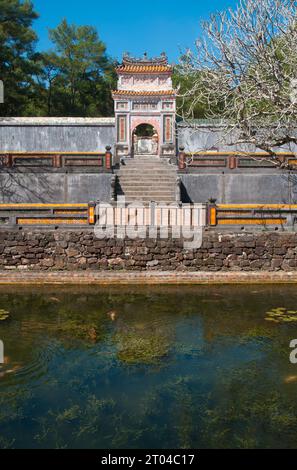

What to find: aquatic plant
left=0, top=309, right=9, bottom=321
left=265, top=307, right=297, bottom=324
left=3, top=286, right=297, bottom=449
left=115, top=331, right=171, bottom=365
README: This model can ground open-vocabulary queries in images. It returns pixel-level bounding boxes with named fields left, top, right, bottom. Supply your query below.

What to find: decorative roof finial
left=121, top=52, right=169, bottom=66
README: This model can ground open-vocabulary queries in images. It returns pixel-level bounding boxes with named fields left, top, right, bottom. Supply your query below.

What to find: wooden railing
left=208, top=204, right=297, bottom=227
left=0, top=148, right=113, bottom=170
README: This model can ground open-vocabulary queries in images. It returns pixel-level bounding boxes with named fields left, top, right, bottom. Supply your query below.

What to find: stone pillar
left=3, top=154, right=13, bottom=168
left=229, top=155, right=237, bottom=170
left=178, top=147, right=186, bottom=170
left=88, top=201, right=96, bottom=225
left=208, top=199, right=217, bottom=226
left=105, top=146, right=112, bottom=170
left=53, top=154, right=62, bottom=168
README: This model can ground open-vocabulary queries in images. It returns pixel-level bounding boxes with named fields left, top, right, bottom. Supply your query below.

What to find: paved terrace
left=1, top=271, right=297, bottom=285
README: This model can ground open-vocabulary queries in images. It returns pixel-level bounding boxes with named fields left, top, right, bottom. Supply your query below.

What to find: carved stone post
left=208, top=198, right=217, bottom=226
left=53, top=154, right=62, bottom=168
left=229, top=155, right=236, bottom=169
left=88, top=201, right=96, bottom=225
left=105, top=146, right=112, bottom=170
left=3, top=154, right=13, bottom=168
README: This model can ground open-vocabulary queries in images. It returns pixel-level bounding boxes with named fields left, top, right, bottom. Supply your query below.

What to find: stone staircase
left=115, top=155, right=178, bottom=204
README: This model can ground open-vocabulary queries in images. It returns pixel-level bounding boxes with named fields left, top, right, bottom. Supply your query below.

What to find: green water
left=0, top=284, right=297, bottom=449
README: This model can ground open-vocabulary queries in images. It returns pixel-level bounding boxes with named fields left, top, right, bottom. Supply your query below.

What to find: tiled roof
left=117, top=65, right=172, bottom=73
left=112, top=90, right=176, bottom=96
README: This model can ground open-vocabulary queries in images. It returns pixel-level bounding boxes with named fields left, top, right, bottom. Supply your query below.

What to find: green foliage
left=41, top=19, right=117, bottom=116
left=0, top=5, right=116, bottom=117
left=0, top=0, right=40, bottom=116
left=173, top=65, right=209, bottom=119
left=265, top=307, right=297, bottom=323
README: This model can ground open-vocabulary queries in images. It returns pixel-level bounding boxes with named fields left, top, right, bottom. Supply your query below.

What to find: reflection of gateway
left=112, top=52, right=177, bottom=159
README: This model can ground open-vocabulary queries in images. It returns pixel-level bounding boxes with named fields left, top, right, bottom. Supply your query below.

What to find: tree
left=0, top=0, right=40, bottom=116
left=42, top=19, right=117, bottom=116
left=173, top=63, right=210, bottom=120
left=178, top=0, right=297, bottom=157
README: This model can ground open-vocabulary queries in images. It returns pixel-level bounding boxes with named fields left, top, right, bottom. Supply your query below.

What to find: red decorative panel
left=118, top=116, right=127, bottom=142
left=164, top=115, right=173, bottom=143
left=190, top=158, right=227, bottom=167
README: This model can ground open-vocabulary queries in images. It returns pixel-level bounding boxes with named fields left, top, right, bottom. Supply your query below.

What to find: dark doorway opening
left=133, top=124, right=158, bottom=155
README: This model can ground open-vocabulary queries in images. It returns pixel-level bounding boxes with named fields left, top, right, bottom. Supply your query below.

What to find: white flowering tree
left=179, top=0, right=297, bottom=158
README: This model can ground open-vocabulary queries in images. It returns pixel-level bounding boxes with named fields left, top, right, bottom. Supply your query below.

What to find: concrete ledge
left=0, top=117, right=116, bottom=126
left=1, top=271, right=297, bottom=285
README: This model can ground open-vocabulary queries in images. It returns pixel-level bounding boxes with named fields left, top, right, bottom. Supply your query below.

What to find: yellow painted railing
left=209, top=204, right=297, bottom=226
left=0, top=202, right=296, bottom=228
left=0, top=203, right=93, bottom=226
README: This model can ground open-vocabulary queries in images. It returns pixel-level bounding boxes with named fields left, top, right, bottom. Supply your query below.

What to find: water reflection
left=0, top=285, right=296, bottom=448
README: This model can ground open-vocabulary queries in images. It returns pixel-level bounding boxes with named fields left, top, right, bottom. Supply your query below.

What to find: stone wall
left=180, top=172, right=297, bottom=204
left=1, top=169, right=295, bottom=205
left=177, top=122, right=297, bottom=154
left=0, top=118, right=116, bottom=153
left=0, top=229, right=296, bottom=272
left=0, top=171, right=113, bottom=203
left=1, top=119, right=296, bottom=204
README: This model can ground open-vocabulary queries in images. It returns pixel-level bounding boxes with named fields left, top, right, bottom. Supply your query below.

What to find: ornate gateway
left=112, top=53, right=177, bottom=159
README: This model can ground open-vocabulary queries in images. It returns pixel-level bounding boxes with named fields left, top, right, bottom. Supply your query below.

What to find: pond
left=0, top=284, right=297, bottom=449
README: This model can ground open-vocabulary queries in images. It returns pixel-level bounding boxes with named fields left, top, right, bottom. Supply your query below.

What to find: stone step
left=119, top=193, right=176, bottom=198
left=123, top=199, right=176, bottom=204
left=118, top=196, right=175, bottom=199
left=118, top=175, right=176, bottom=183
left=117, top=175, right=176, bottom=182
left=125, top=167, right=172, bottom=170
left=118, top=177, right=175, bottom=181
left=118, top=186, right=176, bottom=190
left=116, top=154, right=178, bottom=204
left=119, top=188, right=176, bottom=193
left=123, top=162, right=174, bottom=167
left=120, top=165, right=176, bottom=173
left=124, top=161, right=174, bottom=166
left=118, top=171, right=176, bottom=176
left=121, top=191, right=175, bottom=199
left=118, top=183, right=176, bottom=187
left=118, top=176, right=176, bottom=181
left=118, top=186, right=175, bottom=191
left=119, top=185, right=176, bottom=190
left=119, top=160, right=175, bottom=165
left=125, top=157, right=171, bottom=161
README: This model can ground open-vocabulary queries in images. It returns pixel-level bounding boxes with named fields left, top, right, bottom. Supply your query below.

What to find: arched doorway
left=132, top=124, right=158, bottom=156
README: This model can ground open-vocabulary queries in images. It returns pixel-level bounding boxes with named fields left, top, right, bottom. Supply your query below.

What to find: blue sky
left=33, top=0, right=238, bottom=63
